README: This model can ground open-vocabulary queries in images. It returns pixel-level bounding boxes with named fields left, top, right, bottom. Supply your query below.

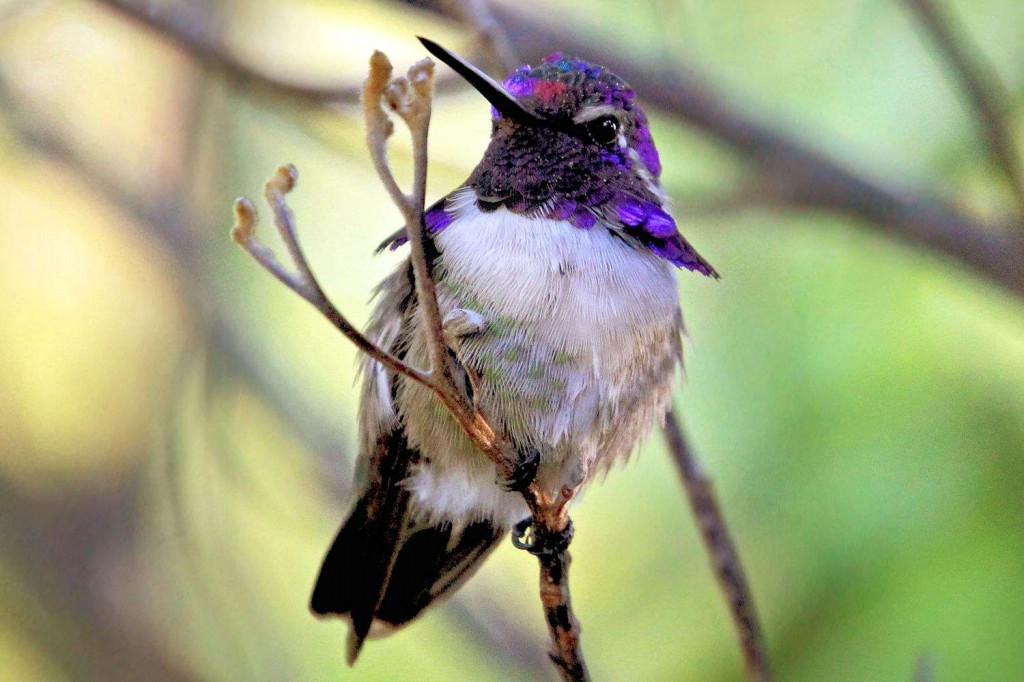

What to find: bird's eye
left=585, top=116, right=620, bottom=145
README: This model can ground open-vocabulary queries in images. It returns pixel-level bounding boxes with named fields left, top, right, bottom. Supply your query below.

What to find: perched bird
left=310, top=38, right=718, bottom=663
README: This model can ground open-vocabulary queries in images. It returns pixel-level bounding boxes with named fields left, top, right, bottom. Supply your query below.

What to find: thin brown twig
left=362, top=56, right=408, bottom=211
left=365, top=53, right=461, bottom=397
left=233, top=50, right=589, bottom=681
left=663, top=408, right=771, bottom=682
left=230, top=169, right=497, bottom=471
left=360, top=50, right=588, bottom=682
left=231, top=172, right=431, bottom=390
left=538, top=548, right=585, bottom=678
left=901, top=0, right=1024, bottom=215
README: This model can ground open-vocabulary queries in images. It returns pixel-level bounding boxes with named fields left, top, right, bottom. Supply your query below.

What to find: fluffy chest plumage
left=434, top=205, right=680, bottom=456
left=434, top=204, right=679, bottom=348
left=395, top=204, right=684, bottom=526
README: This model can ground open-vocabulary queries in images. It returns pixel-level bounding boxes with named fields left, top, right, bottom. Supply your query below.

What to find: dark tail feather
left=310, top=492, right=407, bottom=665
left=310, top=429, right=415, bottom=663
left=376, top=519, right=503, bottom=626
left=309, top=498, right=368, bottom=618
left=309, top=434, right=504, bottom=664
left=311, top=504, right=503, bottom=664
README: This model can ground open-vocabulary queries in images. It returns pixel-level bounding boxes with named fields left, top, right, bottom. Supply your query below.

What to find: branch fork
left=232, top=50, right=588, bottom=681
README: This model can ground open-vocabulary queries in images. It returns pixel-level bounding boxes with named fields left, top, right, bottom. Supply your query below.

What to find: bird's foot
left=498, top=447, right=539, bottom=492
left=442, top=308, right=488, bottom=342
left=511, top=517, right=574, bottom=556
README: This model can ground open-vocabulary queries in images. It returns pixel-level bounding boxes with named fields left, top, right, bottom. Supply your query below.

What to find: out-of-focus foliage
left=1, top=0, right=1022, bottom=680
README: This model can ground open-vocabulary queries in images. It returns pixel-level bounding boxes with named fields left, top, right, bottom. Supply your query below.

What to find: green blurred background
left=2, top=0, right=1023, bottom=680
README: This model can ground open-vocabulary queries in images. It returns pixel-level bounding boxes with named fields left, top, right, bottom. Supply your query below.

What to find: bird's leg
left=442, top=307, right=488, bottom=340
left=499, top=446, right=540, bottom=492
left=442, top=308, right=487, bottom=404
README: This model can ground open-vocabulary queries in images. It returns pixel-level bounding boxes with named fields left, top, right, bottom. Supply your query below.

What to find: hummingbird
left=310, top=37, right=718, bottom=663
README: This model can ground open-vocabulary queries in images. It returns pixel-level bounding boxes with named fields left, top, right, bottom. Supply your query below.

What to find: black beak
left=417, top=36, right=545, bottom=125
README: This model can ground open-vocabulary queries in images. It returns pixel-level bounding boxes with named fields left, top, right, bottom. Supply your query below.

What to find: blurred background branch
left=901, top=0, right=1024, bottom=214
left=664, top=409, right=770, bottom=682
left=95, top=0, right=362, bottom=104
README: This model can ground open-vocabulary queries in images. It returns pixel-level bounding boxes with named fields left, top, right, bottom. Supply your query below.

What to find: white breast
left=397, top=202, right=683, bottom=528
left=434, top=204, right=680, bottom=347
